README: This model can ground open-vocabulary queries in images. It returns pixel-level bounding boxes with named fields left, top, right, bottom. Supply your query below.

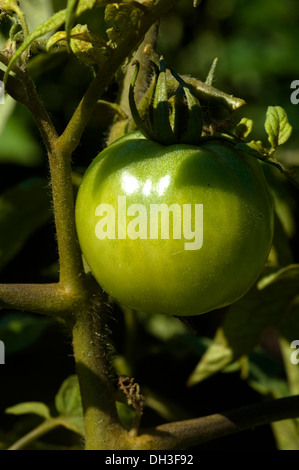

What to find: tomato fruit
left=75, top=131, right=274, bottom=316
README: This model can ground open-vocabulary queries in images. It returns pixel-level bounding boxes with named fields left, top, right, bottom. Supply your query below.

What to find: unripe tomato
left=75, top=131, right=274, bottom=316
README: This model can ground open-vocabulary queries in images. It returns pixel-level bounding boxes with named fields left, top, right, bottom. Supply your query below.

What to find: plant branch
left=0, top=69, right=86, bottom=308
left=15, top=72, right=86, bottom=292
left=57, top=0, right=179, bottom=156
left=71, top=298, right=129, bottom=450
left=133, top=395, right=299, bottom=450
left=7, top=418, right=60, bottom=451
left=0, top=283, right=77, bottom=317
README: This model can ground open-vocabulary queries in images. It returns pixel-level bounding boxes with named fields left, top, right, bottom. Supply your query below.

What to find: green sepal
left=168, top=86, right=186, bottom=141
left=152, top=57, right=176, bottom=144
left=205, top=57, right=218, bottom=86
left=129, top=60, right=153, bottom=141
left=179, top=83, right=203, bottom=144
left=129, top=57, right=205, bottom=145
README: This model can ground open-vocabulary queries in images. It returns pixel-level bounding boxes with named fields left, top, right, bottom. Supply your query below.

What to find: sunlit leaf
left=47, top=24, right=110, bottom=65
left=235, top=117, right=253, bottom=139
left=265, top=106, right=292, bottom=149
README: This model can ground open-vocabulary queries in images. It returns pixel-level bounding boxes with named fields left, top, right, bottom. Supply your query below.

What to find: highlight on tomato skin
left=75, top=131, right=274, bottom=317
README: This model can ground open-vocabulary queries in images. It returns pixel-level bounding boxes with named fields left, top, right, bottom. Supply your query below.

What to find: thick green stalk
left=0, top=283, right=71, bottom=316
left=71, top=298, right=129, bottom=450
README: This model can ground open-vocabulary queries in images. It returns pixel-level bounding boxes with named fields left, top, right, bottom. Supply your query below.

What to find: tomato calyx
left=128, top=56, right=253, bottom=148
left=128, top=56, right=254, bottom=147
left=129, top=57, right=202, bottom=145
left=128, top=55, right=293, bottom=184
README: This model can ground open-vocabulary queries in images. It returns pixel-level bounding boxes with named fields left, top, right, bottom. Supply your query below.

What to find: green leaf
left=246, top=140, right=268, bottom=156
left=0, top=312, right=51, bottom=355
left=0, top=178, right=52, bottom=271
left=55, top=375, right=83, bottom=417
left=235, top=117, right=253, bottom=139
left=105, top=2, right=143, bottom=46
left=0, top=0, right=18, bottom=12
left=47, top=24, right=110, bottom=65
left=5, top=401, right=50, bottom=419
left=265, top=106, right=292, bottom=149
left=187, top=265, right=299, bottom=386
left=55, top=375, right=84, bottom=437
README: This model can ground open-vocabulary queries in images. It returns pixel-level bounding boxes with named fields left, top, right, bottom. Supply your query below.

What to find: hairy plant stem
left=0, top=283, right=71, bottom=316
left=23, top=75, right=86, bottom=292
left=71, top=298, right=129, bottom=450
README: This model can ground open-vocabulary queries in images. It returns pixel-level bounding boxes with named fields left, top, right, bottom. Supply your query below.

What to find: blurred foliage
left=0, top=0, right=299, bottom=450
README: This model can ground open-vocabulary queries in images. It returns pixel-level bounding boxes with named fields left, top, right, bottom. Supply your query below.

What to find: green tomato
left=75, top=131, right=274, bottom=316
